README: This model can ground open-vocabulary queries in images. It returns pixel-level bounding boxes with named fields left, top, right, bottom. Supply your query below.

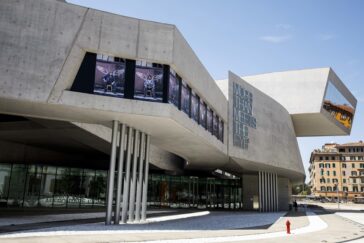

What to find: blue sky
left=68, top=0, right=364, bottom=181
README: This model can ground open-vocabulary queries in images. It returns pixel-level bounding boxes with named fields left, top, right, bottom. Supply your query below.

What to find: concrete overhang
left=217, top=68, right=357, bottom=137
left=0, top=92, right=228, bottom=171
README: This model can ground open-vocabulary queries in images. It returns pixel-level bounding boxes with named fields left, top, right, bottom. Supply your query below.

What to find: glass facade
left=323, top=81, right=355, bottom=129
left=0, top=163, right=242, bottom=209
left=0, top=163, right=107, bottom=208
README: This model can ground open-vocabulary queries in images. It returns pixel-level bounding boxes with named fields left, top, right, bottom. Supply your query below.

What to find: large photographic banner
left=207, top=107, right=213, bottom=133
left=135, top=66, right=163, bottom=101
left=213, top=113, right=218, bottom=137
left=94, top=60, right=125, bottom=97
left=168, top=71, right=180, bottom=107
left=181, top=81, right=191, bottom=115
left=191, top=92, right=199, bottom=122
left=199, top=100, right=207, bottom=128
left=218, top=119, right=224, bottom=142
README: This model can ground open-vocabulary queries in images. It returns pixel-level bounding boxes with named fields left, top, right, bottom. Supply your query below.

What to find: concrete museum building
left=0, top=0, right=357, bottom=224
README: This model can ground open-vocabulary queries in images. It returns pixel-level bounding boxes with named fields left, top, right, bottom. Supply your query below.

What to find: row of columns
left=106, top=120, right=150, bottom=225
left=258, top=171, right=278, bottom=212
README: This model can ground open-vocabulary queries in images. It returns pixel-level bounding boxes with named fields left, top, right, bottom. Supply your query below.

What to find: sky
left=68, top=0, right=364, bottom=182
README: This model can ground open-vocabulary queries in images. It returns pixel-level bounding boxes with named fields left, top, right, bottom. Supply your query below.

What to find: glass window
left=199, top=100, right=207, bottom=129
left=80, top=169, right=95, bottom=208
left=343, top=171, right=346, bottom=176
left=218, top=119, right=224, bottom=142
left=39, top=166, right=57, bottom=208
left=342, top=163, right=346, bottom=168
left=343, top=179, right=346, bottom=183
left=351, top=171, right=357, bottom=176
left=191, top=91, right=199, bottom=123
left=332, top=163, right=336, bottom=168
left=326, top=171, right=330, bottom=176
left=7, top=164, right=27, bottom=207
left=134, top=63, right=164, bottom=102
left=94, top=56, right=125, bottom=97
left=333, top=171, right=336, bottom=176
left=181, top=81, right=191, bottom=116
left=322, top=81, right=355, bottom=129
left=0, top=164, right=11, bottom=206
left=168, top=69, right=180, bottom=107
left=91, top=170, right=107, bottom=207
left=206, top=107, right=213, bottom=133
left=352, top=163, right=355, bottom=168
left=23, top=165, right=43, bottom=207
left=213, top=113, right=219, bottom=138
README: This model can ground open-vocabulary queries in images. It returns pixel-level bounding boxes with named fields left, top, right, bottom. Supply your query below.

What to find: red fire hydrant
left=286, top=220, right=291, bottom=234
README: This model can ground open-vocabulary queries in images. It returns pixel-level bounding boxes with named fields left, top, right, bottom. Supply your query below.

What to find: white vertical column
left=135, top=133, right=146, bottom=222
left=141, top=135, right=150, bottom=221
left=258, top=171, right=262, bottom=212
left=121, top=127, right=133, bottom=223
left=269, top=173, right=272, bottom=212
left=114, top=124, right=126, bottom=224
left=106, top=120, right=118, bottom=225
left=263, top=172, right=266, bottom=212
left=276, top=174, right=279, bottom=211
left=128, top=130, right=140, bottom=222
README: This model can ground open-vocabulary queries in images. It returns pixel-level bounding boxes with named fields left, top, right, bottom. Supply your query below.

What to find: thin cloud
left=317, top=34, right=335, bottom=41
left=276, top=24, right=292, bottom=30
left=259, top=35, right=292, bottom=43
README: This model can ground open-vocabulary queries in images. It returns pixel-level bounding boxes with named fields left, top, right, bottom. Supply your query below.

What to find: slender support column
left=276, top=174, right=279, bottom=211
left=106, top=120, right=119, bottom=225
left=264, top=172, right=268, bottom=212
left=135, top=133, right=146, bottom=221
left=258, top=172, right=262, bottom=212
left=268, top=173, right=272, bottom=212
left=128, top=130, right=140, bottom=222
left=114, top=124, right=126, bottom=224
left=262, top=172, right=265, bottom=212
left=121, top=127, right=133, bottom=223
left=141, top=135, right=150, bottom=221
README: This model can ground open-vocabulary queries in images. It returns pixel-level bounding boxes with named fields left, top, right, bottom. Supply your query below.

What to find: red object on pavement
left=286, top=220, right=291, bottom=234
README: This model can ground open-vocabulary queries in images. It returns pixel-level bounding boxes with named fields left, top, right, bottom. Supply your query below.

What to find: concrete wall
left=227, top=72, right=305, bottom=181
left=278, top=177, right=291, bottom=211
left=0, top=0, right=228, bottom=170
left=242, top=174, right=259, bottom=210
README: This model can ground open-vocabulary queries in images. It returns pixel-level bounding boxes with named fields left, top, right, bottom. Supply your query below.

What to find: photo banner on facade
left=134, top=66, right=163, bottom=101
left=94, top=61, right=125, bottom=97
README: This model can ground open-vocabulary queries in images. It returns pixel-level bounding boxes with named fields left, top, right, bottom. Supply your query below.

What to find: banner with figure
left=94, top=61, right=125, bottom=97
left=135, top=66, right=163, bottom=101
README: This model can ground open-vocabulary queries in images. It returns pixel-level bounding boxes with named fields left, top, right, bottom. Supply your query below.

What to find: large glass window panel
left=206, top=107, right=213, bottom=133
left=80, top=169, right=96, bottom=207
left=53, top=167, right=70, bottom=208
left=7, top=164, right=27, bottom=207
left=94, top=58, right=125, bottom=97
left=213, top=113, right=218, bottom=138
left=67, top=168, right=83, bottom=208
left=39, top=166, right=56, bottom=207
left=181, top=81, right=191, bottom=116
left=199, top=100, right=207, bottom=129
left=90, top=170, right=107, bottom=207
left=218, top=119, right=224, bottom=142
left=135, top=65, right=163, bottom=102
left=168, top=69, right=180, bottom=107
left=23, top=165, right=42, bottom=207
left=0, top=164, right=11, bottom=207
left=191, top=92, right=199, bottom=123
left=323, top=81, right=355, bottom=129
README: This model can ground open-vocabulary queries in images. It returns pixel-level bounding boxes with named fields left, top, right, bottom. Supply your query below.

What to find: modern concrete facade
left=0, top=0, right=357, bottom=224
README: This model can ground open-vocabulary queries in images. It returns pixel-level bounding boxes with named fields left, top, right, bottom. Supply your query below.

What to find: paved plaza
left=0, top=205, right=363, bottom=243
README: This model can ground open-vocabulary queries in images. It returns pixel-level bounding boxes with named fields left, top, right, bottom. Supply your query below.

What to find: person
left=293, top=200, right=298, bottom=212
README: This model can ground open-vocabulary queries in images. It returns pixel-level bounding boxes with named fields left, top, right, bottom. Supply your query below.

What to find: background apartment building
left=309, top=141, right=364, bottom=201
